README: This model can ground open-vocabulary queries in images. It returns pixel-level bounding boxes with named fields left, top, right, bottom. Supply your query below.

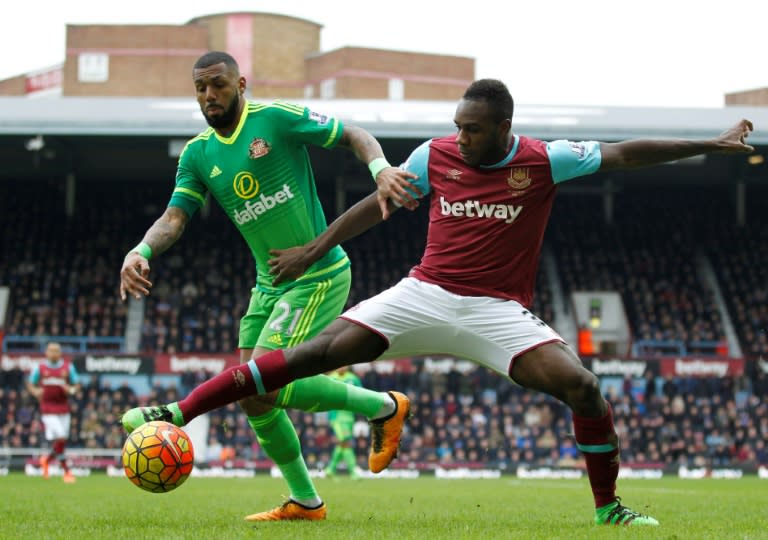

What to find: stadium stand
left=2, top=178, right=767, bottom=471
left=549, top=186, right=736, bottom=356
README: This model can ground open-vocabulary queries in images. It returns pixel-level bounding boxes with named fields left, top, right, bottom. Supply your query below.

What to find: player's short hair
left=463, top=79, right=514, bottom=124
left=193, top=51, right=240, bottom=74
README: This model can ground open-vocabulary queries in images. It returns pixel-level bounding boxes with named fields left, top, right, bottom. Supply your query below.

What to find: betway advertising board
left=1, top=353, right=748, bottom=377
left=582, top=357, right=745, bottom=377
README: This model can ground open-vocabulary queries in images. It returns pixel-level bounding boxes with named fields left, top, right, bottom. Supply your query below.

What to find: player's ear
left=498, top=118, right=511, bottom=138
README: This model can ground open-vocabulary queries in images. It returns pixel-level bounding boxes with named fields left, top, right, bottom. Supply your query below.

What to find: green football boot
left=120, top=403, right=184, bottom=433
left=595, top=498, right=659, bottom=526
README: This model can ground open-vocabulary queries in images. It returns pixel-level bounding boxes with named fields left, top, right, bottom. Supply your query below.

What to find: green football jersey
left=169, top=100, right=349, bottom=294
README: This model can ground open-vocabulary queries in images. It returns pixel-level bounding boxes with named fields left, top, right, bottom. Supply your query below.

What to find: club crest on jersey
left=507, top=168, right=532, bottom=190
left=445, top=168, right=462, bottom=180
left=248, top=138, right=271, bottom=159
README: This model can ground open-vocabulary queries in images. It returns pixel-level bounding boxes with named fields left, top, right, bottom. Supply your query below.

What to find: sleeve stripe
left=270, top=102, right=304, bottom=116
left=322, top=118, right=341, bottom=148
left=173, top=186, right=206, bottom=204
left=274, top=100, right=304, bottom=113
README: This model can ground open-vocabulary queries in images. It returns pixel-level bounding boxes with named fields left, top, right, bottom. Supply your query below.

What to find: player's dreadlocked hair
left=193, top=51, right=240, bottom=73
left=463, top=79, right=514, bottom=124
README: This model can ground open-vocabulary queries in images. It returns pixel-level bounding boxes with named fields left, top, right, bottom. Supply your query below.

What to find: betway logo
left=674, top=359, right=729, bottom=377
left=85, top=356, right=141, bottom=374
left=170, top=356, right=227, bottom=374
left=234, top=184, right=294, bottom=225
left=592, top=359, right=647, bottom=377
left=1, top=354, right=44, bottom=371
left=41, top=377, right=68, bottom=386
left=440, top=196, right=522, bottom=224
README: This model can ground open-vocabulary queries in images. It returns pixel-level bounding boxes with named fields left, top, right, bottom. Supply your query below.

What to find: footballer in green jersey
left=119, top=51, right=417, bottom=522
left=171, top=99, right=349, bottom=296
left=325, top=367, right=363, bottom=479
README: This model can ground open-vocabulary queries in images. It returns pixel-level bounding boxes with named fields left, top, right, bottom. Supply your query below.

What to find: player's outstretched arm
left=268, top=191, right=394, bottom=285
left=599, top=119, right=754, bottom=171
left=120, top=206, right=189, bottom=301
left=339, top=125, right=420, bottom=219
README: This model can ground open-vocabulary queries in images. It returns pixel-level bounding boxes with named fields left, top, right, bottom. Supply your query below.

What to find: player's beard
left=202, top=92, right=240, bottom=129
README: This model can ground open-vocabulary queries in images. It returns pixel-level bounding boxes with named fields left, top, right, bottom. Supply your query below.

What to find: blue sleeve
left=69, top=363, right=80, bottom=385
left=28, top=365, right=40, bottom=384
left=398, top=140, right=432, bottom=200
left=546, top=140, right=602, bottom=183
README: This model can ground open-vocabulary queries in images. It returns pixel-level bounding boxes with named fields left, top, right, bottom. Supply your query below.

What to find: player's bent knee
left=565, top=370, right=601, bottom=408
left=237, top=392, right=279, bottom=416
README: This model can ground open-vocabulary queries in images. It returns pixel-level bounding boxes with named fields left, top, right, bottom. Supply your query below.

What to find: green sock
left=277, top=375, right=390, bottom=418
left=327, top=447, right=343, bottom=473
left=247, top=409, right=319, bottom=504
left=165, top=402, right=185, bottom=425
left=342, top=447, right=357, bottom=475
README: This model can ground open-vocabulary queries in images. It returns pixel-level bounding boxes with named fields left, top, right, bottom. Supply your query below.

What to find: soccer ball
left=122, top=420, right=194, bottom=493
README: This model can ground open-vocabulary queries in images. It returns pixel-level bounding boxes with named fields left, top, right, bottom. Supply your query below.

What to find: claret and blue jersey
left=400, top=134, right=602, bottom=307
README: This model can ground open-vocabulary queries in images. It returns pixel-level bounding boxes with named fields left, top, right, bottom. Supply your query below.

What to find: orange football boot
left=368, top=391, right=411, bottom=473
left=244, top=500, right=326, bottom=522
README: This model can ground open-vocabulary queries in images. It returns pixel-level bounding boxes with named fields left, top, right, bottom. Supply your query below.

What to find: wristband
left=129, top=241, right=153, bottom=260
left=368, top=157, right=391, bottom=181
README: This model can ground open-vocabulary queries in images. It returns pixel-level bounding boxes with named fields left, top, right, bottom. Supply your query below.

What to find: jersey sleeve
left=28, top=365, right=40, bottom=385
left=396, top=139, right=433, bottom=202
left=546, top=140, right=602, bottom=183
left=69, top=363, right=80, bottom=385
left=169, top=141, right=208, bottom=216
left=273, top=101, right=344, bottom=149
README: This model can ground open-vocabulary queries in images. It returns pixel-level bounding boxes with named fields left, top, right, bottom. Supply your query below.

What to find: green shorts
left=238, top=267, right=351, bottom=350
left=330, top=420, right=355, bottom=443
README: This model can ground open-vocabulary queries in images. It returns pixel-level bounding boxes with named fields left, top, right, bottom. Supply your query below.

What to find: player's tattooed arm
left=120, top=207, right=189, bottom=301
left=142, top=206, right=189, bottom=256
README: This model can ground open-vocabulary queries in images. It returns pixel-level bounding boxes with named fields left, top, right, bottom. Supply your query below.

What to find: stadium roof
left=1, top=96, right=767, bottom=144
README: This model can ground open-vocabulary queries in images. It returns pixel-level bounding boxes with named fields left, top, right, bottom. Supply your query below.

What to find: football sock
left=52, top=439, right=65, bottom=455
left=247, top=410, right=321, bottom=507
left=342, top=448, right=357, bottom=475
left=176, top=364, right=257, bottom=422
left=174, top=353, right=395, bottom=423
left=53, top=440, right=70, bottom=473
left=276, top=376, right=394, bottom=419
left=327, top=447, right=343, bottom=473
left=573, top=403, right=620, bottom=508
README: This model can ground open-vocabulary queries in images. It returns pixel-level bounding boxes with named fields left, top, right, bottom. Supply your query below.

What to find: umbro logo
left=446, top=169, right=462, bottom=180
left=210, top=165, right=222, bottom=178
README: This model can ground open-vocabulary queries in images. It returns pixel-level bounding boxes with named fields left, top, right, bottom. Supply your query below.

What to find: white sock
left=371, top=393, right=396, bottom=420
left=291, top=496, right=323, bottom=508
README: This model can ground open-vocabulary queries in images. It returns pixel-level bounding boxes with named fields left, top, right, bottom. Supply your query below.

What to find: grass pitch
left=3, top=473, right=767, bottom=539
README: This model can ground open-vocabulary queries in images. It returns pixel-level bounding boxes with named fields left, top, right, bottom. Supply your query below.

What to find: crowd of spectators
left=3, top=180, right=766, bottom=355
left=705, top=192, right=768, bottom=358
left=0, top=179, right=163, bottom=348
left=549, top=188, right=730, bottom=355
left=2, top=178, right=768, bottom=472
left=2, top=364, right=767, bottom=471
